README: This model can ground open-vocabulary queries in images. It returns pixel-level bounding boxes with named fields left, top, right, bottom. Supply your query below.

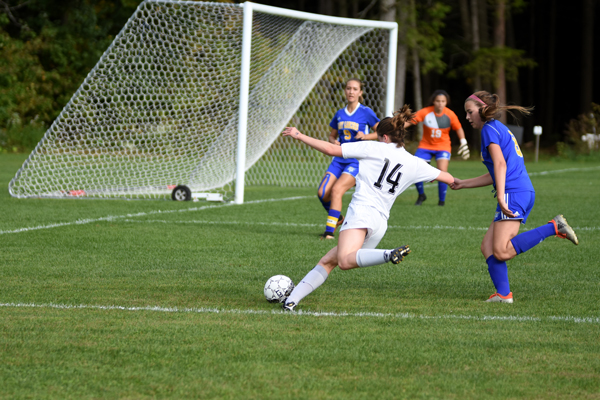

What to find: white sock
left=356, top=249, right=392, bottom=267
left=286, top=265, right=329, bottom=305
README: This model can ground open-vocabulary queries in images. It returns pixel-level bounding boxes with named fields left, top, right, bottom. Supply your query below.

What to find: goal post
left=234, top=2, right=397, bottom=204
left=8, top=0, right=398, bottom=203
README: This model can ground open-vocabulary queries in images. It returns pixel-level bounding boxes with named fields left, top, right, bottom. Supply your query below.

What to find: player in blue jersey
left=451, top=91, right=579, bottom=303
left=317, top=78, right=380, bottom=240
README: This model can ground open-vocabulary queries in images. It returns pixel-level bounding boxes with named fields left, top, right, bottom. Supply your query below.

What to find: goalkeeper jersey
left=413, top=106, right=462, bottom=152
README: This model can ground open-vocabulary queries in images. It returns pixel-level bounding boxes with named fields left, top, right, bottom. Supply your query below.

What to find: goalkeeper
left=404, top=90, right=469, bottom=206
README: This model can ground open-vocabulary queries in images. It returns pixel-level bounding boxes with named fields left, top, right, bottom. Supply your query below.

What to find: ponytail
left=377, top=105, right=414, bottom=148
left=466, top=91, right=533, bottom=121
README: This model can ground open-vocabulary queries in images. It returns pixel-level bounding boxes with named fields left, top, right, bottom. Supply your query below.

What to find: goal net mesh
left=9, top=0, right=391, bottom=200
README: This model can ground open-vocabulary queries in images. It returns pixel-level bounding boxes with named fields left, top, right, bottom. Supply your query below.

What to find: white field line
left=0, top=196, right=309, bottom=235
left=1, top=302, right=599, bottom=324
left=2, top=165, right=600, bottom=236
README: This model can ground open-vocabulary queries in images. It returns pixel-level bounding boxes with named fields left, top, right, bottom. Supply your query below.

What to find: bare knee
left=337, top=253, right=355, bottom=270
left=492, top=249, right=515, bottom=262
left=331, top=184, right=346, bottom=200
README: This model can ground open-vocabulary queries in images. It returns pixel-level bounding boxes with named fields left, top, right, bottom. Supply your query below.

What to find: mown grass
left=1, top=153, right=599, bottom=399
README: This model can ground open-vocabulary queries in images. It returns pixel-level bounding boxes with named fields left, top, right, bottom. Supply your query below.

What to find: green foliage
left=0, top=0, right=142, bottom=149
left=462, top=46, right=536, bottom=85
left=556, top=103, right=600, bottom=160
left=408, top=1, right=450, bottom=75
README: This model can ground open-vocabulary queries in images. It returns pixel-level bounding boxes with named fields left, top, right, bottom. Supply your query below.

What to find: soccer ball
left=264, top=275, right=295, bottom=303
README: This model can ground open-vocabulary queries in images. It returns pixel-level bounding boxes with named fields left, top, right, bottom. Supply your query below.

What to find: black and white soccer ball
left=264, top=275, right=295, bottom=303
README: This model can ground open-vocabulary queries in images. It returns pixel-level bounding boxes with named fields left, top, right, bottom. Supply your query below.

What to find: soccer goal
left=9, top=0, right=397, bottom=203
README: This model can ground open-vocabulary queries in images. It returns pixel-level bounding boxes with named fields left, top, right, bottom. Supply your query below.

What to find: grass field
left=1, top=152, right=599, bottom=399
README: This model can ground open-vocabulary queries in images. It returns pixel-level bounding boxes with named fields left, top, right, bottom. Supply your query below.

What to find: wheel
left=171, top=185, right=191, bottom=201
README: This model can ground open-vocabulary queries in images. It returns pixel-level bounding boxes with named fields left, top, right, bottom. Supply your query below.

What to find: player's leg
left=414, top=148, right=432, bottom=205
left=322, top=169, right=356, bottom=239
left=317, top=171, right=338, bottom=212
left=283, top=245, right=340, bottom=311
left=434, top=152, right=450, bottom=206
left=479, top=220, right=512, bottom=302
left=340, top=204, right=410, bottom=269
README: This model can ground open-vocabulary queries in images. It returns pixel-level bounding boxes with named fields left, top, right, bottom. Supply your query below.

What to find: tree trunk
left=506, top=7, right=521, bottom=110
left=382, top=0, right=408, bottom=112
left=409, top=0, right=423, bottom=139
left=478, top=0, right=490, bottom=47
left=458, top=0, right=472, bottom=44
left=581, top=0, right=594, bottom=112
left=319, top=0, right=333, bottom=16
left=470, top=0, right=482, bottom=91
left=338, top=0, right=348, bottom=17
left=543, top=0, right=557, bottom=141
left=493, top=0, right=507, bottom=123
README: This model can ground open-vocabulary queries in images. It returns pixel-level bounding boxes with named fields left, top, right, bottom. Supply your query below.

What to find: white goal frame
left=234, top=2, right=398, bottom=204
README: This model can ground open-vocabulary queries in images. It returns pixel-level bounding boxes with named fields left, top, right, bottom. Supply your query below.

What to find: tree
left=493, top=0, right=507, bottom=122
left=581, top=0, right=594, bottom=113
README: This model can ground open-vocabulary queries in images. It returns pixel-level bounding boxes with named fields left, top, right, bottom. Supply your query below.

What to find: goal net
left=9, top=0, right=397, bottom=202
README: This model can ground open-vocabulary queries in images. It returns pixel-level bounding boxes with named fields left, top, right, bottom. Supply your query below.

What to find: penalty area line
left=1, top=302, right=599, bottom=324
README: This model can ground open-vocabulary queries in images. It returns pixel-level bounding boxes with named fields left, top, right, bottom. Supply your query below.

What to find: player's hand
left=355, top=131, right=365, bottom=140
left=450, top=178, right=463, bottom=190
left=498, top=198, right=515, bottom=218
left=458, top=139, right=470, bottom=160
left=282, top=127, right=301, bottom=139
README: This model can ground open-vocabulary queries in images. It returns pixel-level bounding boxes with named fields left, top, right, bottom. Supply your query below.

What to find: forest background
left=1, top=0, right=599, bottom=156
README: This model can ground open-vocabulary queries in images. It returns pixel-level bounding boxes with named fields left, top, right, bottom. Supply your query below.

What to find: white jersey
left=341, top=141, right=441, bottom=219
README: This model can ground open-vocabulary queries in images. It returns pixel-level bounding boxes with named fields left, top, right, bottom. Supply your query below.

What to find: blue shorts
left=415, top=148, right=451, bottom=162
left=326, top=157, right=359, bottom=178
left=494, top=191, right=536, bottom=224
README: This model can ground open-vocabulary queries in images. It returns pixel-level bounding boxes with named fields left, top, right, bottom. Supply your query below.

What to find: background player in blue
left=317, top=78, right=379, bottom=239
left=451, top=91, right=579, bottom=303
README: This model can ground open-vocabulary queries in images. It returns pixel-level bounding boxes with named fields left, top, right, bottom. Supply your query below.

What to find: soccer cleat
left=336, top=214, right=345, bottom=229
left=320, top=232, right=335, bottom=240
left=549, top=214, right=579, bottom=245
left=389, top=245, right=410, bottom=264
left=415, top=193, right=427, bottom=206
left=438, top=201, right=445, bottom=206
left=485, top=292, right=514, bottom=303
left=282, top=301, right=297, bottom=312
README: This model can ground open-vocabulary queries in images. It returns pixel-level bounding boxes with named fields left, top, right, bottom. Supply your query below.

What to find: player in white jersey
left=281, top=105, right=455, bottom=311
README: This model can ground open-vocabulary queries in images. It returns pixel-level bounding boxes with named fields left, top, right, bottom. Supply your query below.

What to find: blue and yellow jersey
left=481, top=119, right=534, bottom=192
left=329, top=104, right=379, bottom=145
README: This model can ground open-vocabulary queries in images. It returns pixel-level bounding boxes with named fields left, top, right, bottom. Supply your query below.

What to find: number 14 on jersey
left=374, top=158, right=403, bottom=194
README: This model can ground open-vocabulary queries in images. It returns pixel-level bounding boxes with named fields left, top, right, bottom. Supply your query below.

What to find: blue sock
left=415, top=182, right=424, bottom=195
left=486, top=255, right=510, bottom=296
left=319, top=198, right=331, bottom=212
left=438, top=182, right=447, bottom=202
left=510, top=223, right=556, bottom=255
left=325, top=209, right=341, bottom=234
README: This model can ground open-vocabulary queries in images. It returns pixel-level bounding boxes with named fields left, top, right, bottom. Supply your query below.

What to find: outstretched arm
left=283, top=127, right=343, bottom=157
left=451, top=173, right=494, bottom=190
left=435, top=171, right=455, bottom=185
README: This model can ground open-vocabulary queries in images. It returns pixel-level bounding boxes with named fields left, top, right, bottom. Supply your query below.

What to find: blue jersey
left=481, top=119, right=534, bottom=192
left=329, top=104, right=379, bottom=164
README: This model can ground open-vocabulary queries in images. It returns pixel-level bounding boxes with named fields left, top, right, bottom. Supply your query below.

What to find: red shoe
left=486, top=292, right=514, bottom=303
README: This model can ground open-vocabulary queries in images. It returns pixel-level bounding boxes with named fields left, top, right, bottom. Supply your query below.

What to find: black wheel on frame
left=171, top=185, right=192, bottom=201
